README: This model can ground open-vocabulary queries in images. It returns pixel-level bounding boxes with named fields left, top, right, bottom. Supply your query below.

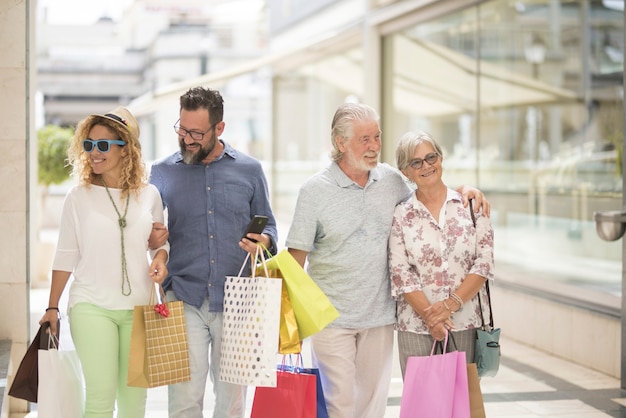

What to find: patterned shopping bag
left=220, top=249, right=282, bottom=387
left=127, top=285, right=191, bottom=388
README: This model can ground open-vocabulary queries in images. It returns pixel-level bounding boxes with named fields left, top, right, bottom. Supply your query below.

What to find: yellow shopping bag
left=264, top=249, right=339, bottom=339
left=256, top=263, right=302, bottom=354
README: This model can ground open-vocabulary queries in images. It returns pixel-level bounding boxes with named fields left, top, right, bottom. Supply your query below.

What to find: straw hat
left=93, top=106, right=140, bottom=141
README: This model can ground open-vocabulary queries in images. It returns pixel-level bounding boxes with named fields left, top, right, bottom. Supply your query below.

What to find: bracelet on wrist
left=45, top=307, right=59, bottom=312
left=450, top=293, right=463, bottom=309
left=442, top=298, right=459, bottom=315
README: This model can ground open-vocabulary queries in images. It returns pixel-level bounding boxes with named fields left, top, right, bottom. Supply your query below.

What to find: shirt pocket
left=216, top=183, right=254, bottom=218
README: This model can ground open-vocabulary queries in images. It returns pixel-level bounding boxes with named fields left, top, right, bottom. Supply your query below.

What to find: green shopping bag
left=264, top=249, right=339, bottom=339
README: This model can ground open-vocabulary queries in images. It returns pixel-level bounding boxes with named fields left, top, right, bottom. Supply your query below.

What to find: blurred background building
left=1, top=0, right=624, bottom=415
left=36, top=0, right=268, bottom=159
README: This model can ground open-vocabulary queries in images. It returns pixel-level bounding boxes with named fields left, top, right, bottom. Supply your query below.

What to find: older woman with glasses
left=39, top=107, right=170, bottom=418
left=388, top=130, right=495, bottom=378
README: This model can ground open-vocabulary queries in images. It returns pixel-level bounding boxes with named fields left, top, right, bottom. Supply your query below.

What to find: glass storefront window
left=272, top=48, right=364, bottom=217
left=382, top=0, right=624, bottom=297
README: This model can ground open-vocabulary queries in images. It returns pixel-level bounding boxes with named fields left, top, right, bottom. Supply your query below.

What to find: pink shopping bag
left=400, top=332, right=470, bottom=418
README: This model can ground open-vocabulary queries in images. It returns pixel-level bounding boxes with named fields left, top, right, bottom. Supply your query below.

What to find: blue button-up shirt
left=150, top=140, right=278, bottom=310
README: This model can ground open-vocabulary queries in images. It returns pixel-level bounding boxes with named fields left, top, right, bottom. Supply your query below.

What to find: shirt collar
left=330, top=161, right=382, bottom=188
left=447, top=188, right=462, bottom=203
left=409, top=186, right=462, bottom=207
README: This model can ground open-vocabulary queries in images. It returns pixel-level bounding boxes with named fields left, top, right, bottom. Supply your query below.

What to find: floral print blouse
left=388, top=188, right=495, bottom=334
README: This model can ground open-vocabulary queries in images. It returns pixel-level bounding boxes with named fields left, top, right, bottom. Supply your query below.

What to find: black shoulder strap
left=471, top=199, right=494, bottom=329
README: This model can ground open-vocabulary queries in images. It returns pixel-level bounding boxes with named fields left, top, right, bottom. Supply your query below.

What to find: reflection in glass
left=383, top=0, right=624, bottom=296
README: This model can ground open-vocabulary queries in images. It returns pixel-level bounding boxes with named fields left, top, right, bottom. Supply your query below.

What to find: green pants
left=69, top=303, right=146, bottom=418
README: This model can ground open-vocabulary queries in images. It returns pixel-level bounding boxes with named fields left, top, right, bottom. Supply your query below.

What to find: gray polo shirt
left=286, top=162, right=411, bottom=329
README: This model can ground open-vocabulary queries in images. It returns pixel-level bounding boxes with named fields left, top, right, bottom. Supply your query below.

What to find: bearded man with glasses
left=148, top=87, right=278, bottom=418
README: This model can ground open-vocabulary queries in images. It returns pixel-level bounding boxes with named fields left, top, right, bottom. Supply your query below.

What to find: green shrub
left=38, top=125, right=73, bottom=187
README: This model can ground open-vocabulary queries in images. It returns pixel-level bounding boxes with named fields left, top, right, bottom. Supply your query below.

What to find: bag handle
left=46, top=330, right=60, bottom=350
left=236, top=245, right=270, bottom=278
left=257, top=242, right=273, bottom=260
left=149, top=282, right=168, bottom=304
left=236, top=252, right=252, bottom=277
left=280, top=353, right=305, bottom=372
left=477, top=281, right=495, bottom=330
left=469, top=199, right=495, bottom=331
left=152, top=282, right=170, bottom=304
left=255, top=245, right=270, bottom=278
left=38, top=321, right=60, bottom=350
left=430, top=330, right=458, bottom=355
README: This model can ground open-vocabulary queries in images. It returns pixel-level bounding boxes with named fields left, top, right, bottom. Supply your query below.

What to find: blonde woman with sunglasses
left=39, top=107, right=170, bottom=418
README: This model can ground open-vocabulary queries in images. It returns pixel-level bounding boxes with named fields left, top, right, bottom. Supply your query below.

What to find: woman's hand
left=149, top=257, right=168, bottom=284
left=429, top=323, right=448, bottom=341
left=39, top=310, right=60, bottom=336
left=423, top=300, right=451, bottom=329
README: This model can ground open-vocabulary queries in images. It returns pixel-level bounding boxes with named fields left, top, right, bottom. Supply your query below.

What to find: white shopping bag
left=38, top=334, right=84, bottom=418
left=219, top=248, right=282, bottom=387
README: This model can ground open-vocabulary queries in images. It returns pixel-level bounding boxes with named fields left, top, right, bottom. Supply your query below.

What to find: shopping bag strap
left=283, top=353, right=304, bottom=369
left=279, top=354, right=311, bottom=374
left=154, top=283, right=162, bottom=304
left=46, top=331, right=60, bottom=350
left=430, top=331, right=458, bottom=355
left=255, top=245, right=270, bottom=277
left=38, top=321, right=61, bottom=350
left=148, top=282, right=168, bottom=305
left=237, top=252, right=252, bottom=277
left=257, top=242, right=273, bottom=260
left=477, top=281, right=495, bottom=331
left=236, top=245, right=270, bottom=278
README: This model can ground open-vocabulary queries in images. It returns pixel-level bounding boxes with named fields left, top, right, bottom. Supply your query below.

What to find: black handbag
left=469, top=200, right=501, bottom=377
left=8, top=321, right=58, bottom=402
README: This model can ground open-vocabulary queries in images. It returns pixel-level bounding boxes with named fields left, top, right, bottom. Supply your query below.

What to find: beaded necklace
left=101, top=175, right=132, bottom=296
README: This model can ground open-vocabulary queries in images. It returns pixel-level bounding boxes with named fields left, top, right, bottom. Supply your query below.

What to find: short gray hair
left=330, top=103, right=379, bottom=163
left=395, top=131, right=443, bottom=171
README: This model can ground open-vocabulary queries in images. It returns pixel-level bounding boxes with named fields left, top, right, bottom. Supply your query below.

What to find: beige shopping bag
left=127, top=285, right=191, bottom=388
left=468, top=363, right=486, bottom=418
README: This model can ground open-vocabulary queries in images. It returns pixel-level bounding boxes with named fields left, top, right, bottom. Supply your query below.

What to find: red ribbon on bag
left=154, top=303, right=169, bottom=317
left=153, top=283, right=170, bottom=317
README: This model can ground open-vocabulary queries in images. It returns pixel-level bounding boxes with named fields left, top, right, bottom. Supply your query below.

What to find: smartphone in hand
left=242, top=215, right=269, bottom=242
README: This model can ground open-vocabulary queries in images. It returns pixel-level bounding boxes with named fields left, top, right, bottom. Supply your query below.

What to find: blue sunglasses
left=82, top=139, right=127, bottom=153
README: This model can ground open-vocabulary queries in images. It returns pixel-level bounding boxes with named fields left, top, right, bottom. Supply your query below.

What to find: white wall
left=0, top=0, right=35, bottom=415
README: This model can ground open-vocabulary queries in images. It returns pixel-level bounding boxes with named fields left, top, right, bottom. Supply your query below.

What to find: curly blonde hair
left=67, top=114, right=146, bottom=199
